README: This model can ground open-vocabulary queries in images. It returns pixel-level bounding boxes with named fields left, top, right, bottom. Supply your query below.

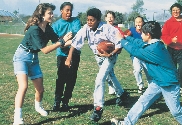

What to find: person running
left=104, top=10, right=124, bottom=95
left=111, top=21, right=182, bottom=125
left=12, top=3, right=72, bottom=125
left=65, top=8, right=129, bottom=122
left=128, top=16, right=150, bottom=93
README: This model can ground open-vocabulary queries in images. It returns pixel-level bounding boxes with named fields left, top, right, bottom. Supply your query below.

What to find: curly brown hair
left=24, top=3, right=56, bottom=32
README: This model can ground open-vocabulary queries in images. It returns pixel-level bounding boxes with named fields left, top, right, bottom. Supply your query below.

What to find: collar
left=88, top=22, right=105, bottom=32
left=147, top=39, right=160, bottom=44
left=97, top=22, right=105, bottom=30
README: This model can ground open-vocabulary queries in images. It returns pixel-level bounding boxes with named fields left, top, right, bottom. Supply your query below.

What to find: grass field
left=0, top=34, right=181, bottom=125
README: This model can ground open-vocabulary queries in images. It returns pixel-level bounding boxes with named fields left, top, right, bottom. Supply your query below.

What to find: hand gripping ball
left=97, top=41, right=115, bottom=54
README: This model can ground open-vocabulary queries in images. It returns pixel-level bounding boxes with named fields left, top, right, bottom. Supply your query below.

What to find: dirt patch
left=0, top=33, right=24, bottom=38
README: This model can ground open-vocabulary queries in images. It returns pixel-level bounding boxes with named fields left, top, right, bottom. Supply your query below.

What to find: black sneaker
left=90, top=106, right=103, bottom=122
left=52, top=102, right=60, bottom=112
left=60, top=103, right=70, bottom=112
left=116, top=91, right=130, bottom=106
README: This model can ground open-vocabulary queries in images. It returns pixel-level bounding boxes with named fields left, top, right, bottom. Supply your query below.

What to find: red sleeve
left=114, top=26, right=125, bottom=36
left=161, top=21, right=172, bottom=45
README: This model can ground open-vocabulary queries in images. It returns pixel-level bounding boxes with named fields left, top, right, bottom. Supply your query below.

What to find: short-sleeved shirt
left=21, top=24, right=59, bottom=52
left=71, top=21, right=122, bottom=55
left=52, top=17, right=81, bottom=56
left=129, top=27, right=142, bottom=39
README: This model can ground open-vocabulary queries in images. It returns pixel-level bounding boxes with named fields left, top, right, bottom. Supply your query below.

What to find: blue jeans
left=124, top=81, right=182, bottom=124
left=131, top=56, right=151, bottom=88
left=94, top=54, right=124, bottom=107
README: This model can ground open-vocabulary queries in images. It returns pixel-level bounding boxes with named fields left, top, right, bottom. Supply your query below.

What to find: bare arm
left=65, top=46, right=75, bottom=68
left=40, top=32, right=72, bottom=54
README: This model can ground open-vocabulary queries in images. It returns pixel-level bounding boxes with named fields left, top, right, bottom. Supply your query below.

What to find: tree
left=127, top=11, right=140, bottom=22
left=13, top=10, right=19, bottom=16
left=127, top=0, right=146, bottom=22
left=77, top=12, right=87, bottom=26
left=131, top=0, right=144, bottom=13
left=114, top=12, right=123, bottom=24
left=176, top=0, right=182, bottom=5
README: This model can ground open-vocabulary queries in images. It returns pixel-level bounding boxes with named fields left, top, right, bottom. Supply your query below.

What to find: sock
left=35, top=100, right=42, bottom=109
left=14, top=108, right=22, bottom=118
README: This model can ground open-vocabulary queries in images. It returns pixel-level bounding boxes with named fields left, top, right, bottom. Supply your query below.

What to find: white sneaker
left=111, top=118, right=125, bottom=125
left=13, top=118, right=24, bottom=125
left=138, top=88, right=143, bottom=94
left=138, top=86, right=144, bottom=94
left=35, top=107, right=48, bottom=116
left=109, top=86, right=116, bottom=95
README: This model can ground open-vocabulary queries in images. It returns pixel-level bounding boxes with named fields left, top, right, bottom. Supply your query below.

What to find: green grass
left=0, top=25, right=24, bottom=34
left=0, top=34, right=181, bottom=125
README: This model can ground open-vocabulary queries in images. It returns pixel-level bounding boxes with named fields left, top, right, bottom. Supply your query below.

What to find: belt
left=19, top=44, right=38, bottom=53
left=95, top=53, right=116, bottom=57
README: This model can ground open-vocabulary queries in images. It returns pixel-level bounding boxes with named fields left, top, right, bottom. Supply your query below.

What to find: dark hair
left=25, top=3, right=56, bottom=31
left=87, top=8, right=102, bottom=21
left=170, top=3, right=182, bottom=12
left=105, top=11, right=115, bottom=18
left=60, top=2, right=73, bottom=10
left=135, top=16, right=145, bottom=23
left=142, top=21, right=161, bottom=39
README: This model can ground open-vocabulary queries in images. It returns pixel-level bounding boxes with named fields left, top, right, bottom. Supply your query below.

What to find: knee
left=36, top=87, right=44, bottom=95
left=18, top=85, right=28, bottom=93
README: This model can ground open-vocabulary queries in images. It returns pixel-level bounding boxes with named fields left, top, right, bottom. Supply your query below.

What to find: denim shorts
left=13, top=45, right=43, bottom=80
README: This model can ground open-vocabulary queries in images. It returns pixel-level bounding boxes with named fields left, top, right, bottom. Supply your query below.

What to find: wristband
left=58, top=38, right=65, bottom=47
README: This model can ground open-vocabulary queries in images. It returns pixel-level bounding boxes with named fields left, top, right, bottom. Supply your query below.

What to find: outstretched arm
left=41, top=32, right=72, bottom=54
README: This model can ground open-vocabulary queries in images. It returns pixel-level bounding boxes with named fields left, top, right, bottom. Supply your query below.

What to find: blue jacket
left=121, top=36, right=178, bottom=86
left=52, top=17, right=81, bottom=56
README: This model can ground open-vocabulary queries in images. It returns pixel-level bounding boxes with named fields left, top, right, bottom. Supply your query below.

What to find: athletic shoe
left=52, top=102, right=60, bottom=112
left=111, top=118, right=125, bottom=125
left=138, top=86, right=145, bottom=94
left=116, top=91, right=130, bottom=106
left=60, top=103, right=70, bottom=112
left=13, top=118, right=24, bottom=125
left=90, top=106, right=103, bottom=122
left=138, top=88, right=143, bottom=94
left=35, top=107, right=48, bottom=116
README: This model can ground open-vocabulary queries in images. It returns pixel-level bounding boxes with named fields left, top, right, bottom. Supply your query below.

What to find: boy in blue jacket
left=111, top=21, right=182, bottom=124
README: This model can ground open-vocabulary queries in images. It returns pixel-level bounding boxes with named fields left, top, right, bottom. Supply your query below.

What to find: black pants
left=54, top=53, right=80, bottom=104
left=167, top=46, right=182, bottom=87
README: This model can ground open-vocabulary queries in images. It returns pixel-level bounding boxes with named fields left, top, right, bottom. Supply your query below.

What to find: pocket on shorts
left=13, top=47, right=31, bottom=62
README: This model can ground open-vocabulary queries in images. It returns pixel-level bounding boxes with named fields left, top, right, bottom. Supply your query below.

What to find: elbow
left=40, top=49, right=49, bottom=54
left=42, top=51, right=49, bottom=54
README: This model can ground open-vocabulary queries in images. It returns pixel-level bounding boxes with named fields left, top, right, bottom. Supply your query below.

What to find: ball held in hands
left=97, top=40, right=115, bottom=54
